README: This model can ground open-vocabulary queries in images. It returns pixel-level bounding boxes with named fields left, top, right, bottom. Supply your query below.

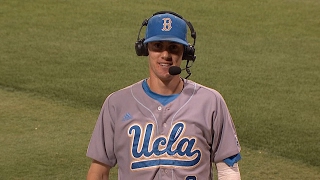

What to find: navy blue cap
left=144, top=13, right=188, bottom=46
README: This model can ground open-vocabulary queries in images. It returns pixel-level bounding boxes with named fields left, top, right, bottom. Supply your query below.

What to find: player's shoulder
left=184, top=79, right=224, bottom=99
left=98, top=80, right=144, bottom=110
left=106, top=80, right=144, bottom=100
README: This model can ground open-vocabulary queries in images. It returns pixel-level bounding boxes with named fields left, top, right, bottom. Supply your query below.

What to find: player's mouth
left=159, top=63, right=172, bottom=67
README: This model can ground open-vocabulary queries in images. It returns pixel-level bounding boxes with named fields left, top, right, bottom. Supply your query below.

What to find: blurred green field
left=1, top=0, right=319, bottom=179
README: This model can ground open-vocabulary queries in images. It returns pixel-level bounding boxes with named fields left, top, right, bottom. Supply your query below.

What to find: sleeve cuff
left=223, top=153, right=241, bottom=167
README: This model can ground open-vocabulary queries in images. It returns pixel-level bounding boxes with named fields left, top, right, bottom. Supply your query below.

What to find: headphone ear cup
left=135, top=38, right=148, bottom=56
left=183, top=45, right=196, bottom=61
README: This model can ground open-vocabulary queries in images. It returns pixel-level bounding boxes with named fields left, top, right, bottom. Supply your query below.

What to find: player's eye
left=148, top=42, right=183, bottom=55
left=149, top=42, right=163, bottom=52
left=168, top=44, right=179, bottom=53
left=168, top=44, right=183, bottom=54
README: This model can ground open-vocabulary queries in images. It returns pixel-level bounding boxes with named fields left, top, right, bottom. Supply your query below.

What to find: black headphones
left=135, top=11, right=197, bottom=61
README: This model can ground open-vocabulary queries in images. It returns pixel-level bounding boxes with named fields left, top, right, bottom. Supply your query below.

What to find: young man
left=86, top=11, right=241, bottom=180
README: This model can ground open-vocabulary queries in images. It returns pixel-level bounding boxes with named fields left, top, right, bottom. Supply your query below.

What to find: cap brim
left=144, top=35, right=188, bottom=46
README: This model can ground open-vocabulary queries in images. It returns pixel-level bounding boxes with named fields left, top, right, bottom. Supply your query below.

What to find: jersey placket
left=158, top=104, right=172, bottom=134
left=156, top=104, right=176, bottom=180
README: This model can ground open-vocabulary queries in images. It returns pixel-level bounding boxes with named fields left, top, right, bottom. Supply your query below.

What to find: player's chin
left=155, top=67, right=174, bottom=79
left=157, top=68, right=170, bottom=77
left=159, top=73, right=174, bottom=81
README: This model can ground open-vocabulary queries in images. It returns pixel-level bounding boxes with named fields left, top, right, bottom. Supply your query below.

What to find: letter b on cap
left=162, top=18, right=172, bottom=31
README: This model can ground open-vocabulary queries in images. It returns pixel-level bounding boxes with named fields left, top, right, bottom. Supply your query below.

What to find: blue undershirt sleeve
left=223, top=153, right=241, bottom=167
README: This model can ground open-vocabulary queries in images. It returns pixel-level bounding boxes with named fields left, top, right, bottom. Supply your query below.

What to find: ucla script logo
left=128, top=122, right=201, bottom=170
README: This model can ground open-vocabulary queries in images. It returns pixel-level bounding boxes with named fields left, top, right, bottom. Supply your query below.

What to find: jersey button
left=163, top=123, right=167, bottom=127
left=157, top=106, right=162, bottom=111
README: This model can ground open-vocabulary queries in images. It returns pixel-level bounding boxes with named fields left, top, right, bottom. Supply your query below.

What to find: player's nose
left=161, top=50, right=172, bottom=60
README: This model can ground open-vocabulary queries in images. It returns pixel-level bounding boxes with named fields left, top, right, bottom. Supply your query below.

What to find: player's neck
left=147, top=77, right=183, bottom=95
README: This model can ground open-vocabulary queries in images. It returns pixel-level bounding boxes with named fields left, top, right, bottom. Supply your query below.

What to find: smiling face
left=147, top=41, right=184, bottom=81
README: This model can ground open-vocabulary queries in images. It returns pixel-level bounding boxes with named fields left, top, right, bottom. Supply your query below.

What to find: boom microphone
left=169, top=66, right=182, bottom=75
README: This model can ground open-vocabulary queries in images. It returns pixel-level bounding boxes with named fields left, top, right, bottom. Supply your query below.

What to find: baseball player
left=86, top=11, right=241, bottom=180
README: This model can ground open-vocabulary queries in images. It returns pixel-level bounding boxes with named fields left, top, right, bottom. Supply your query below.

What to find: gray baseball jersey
left=87, top=79, right=241, bottom=180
